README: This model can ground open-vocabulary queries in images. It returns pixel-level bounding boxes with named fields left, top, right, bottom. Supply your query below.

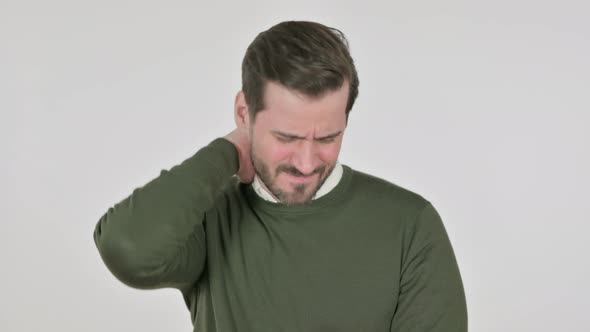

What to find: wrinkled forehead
left=255, top=81, right=348, bottom=133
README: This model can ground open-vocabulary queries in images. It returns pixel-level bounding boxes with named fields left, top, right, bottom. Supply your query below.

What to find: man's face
left=248, top=81, right=349, bottom=206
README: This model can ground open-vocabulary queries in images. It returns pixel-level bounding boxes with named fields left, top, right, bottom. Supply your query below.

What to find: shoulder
left=347, top=167, right=448, bottom=240
left=347, top=166, right=432, bottom=214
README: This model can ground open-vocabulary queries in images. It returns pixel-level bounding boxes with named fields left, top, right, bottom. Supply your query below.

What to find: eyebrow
left=271, top=130, right=343, bottom=140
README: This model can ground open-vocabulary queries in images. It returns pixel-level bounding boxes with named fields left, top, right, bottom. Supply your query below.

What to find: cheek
left=317, top=143, right=342, bottom=162
left=271, top=146, right=293, bottom=163
left=257, top=142, right=292, bottom=167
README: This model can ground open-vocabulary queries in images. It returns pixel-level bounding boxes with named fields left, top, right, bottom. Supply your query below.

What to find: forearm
left=93, top=138, right=238, bottom=289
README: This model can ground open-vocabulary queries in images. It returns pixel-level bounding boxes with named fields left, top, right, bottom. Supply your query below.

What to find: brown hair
left=241, top=21, right=359, bottom=122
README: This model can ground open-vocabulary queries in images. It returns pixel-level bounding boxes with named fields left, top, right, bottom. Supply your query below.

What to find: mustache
left=278, top=165, right=325, bottom=177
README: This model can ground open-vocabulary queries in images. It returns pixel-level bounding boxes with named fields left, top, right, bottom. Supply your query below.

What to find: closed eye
left=273, top=131, right=341, bottom=144
left=318, top=137, right=336, bottom=144
left=276, top=136, right=296, bottom=143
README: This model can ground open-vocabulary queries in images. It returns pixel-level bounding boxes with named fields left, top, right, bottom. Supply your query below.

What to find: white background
left=1, top=0, right=589, bottom=331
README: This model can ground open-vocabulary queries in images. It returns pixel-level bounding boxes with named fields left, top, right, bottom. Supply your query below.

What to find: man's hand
left=224, top=128, right=255, bottom=184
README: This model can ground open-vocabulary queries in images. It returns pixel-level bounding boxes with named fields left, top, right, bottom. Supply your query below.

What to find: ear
left=234, top=90, right=251, bottom=131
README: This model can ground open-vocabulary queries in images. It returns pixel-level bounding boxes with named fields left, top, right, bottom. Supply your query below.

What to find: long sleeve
left=93, top=138, right=239, bottom=290
left=390, top=202, right=468, bottom=332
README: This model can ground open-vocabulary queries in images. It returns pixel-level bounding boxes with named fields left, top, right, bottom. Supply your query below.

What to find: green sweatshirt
left=93, top=138, right=467, bottom=332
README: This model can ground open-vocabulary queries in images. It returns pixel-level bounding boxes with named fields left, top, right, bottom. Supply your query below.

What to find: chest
left=205, top=208, right=404, bottom=331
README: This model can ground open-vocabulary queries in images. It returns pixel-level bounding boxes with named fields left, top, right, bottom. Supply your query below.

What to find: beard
left=250, top=143, right=335, bottom=206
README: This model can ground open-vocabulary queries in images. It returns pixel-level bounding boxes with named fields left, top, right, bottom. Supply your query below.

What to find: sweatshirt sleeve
left=93, top=138, right=239, bottom=290
left=390, top=202, right=468, bottom=332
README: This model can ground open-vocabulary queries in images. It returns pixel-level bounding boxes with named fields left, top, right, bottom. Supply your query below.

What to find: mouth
left=284, top=172, right=315, bottom=183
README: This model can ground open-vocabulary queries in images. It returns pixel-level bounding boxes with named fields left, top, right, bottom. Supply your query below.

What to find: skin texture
left=225, top=80, right=349, bottom=206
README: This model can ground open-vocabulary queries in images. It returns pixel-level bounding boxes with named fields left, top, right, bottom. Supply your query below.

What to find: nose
left=291, top=140, right=317, bottom=176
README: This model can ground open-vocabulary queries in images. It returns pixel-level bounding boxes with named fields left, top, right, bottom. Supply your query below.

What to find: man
left=94, top=21, right=467, bottom=331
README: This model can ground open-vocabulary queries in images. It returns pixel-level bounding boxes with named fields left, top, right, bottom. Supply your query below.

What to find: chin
left=276, top=180, right=321, bottom=205
left=281, top=194, right=314, bottom=206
